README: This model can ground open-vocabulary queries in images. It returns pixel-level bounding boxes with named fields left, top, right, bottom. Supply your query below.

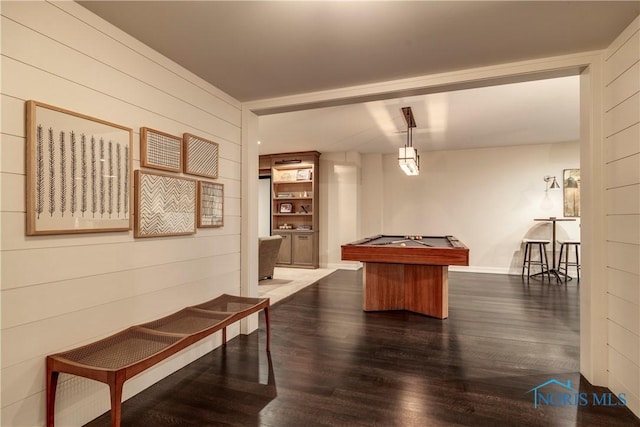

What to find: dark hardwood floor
left=86, top=271, right=639, bottom=427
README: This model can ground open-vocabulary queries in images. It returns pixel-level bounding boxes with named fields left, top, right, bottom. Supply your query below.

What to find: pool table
left=341, top=235, right=469, bottom=319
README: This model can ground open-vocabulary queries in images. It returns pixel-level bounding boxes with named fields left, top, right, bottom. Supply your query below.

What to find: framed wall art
left=140, top=127, right=182, bottom=172
left=296, top=168, right=311, bottom=181
left=197, top=181, right=224, bottom=228
left=25, top=100, right=133, bottom=235
left=279, top=202, right=293, bottom=213
left=563, top=169, right=580, bottom=217
left=134, top=170, right=196, bottom=238
left=183, top=133, right=219, bottom=179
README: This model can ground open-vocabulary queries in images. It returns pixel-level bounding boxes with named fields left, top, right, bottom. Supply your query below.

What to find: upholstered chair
left=258, top=235, right=283, bottom=280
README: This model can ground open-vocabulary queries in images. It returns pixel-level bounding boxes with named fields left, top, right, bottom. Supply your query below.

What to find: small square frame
left=296, top=168, right=311, bottom=181
left=279, top=202, right=293, bottom=213
left=183, top=133, right=219, bottom=179
left=197, top=181, right=224, bottom=228
left=140, top=127, right=182, bottom=172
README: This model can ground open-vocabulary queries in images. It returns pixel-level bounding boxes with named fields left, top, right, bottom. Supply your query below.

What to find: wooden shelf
left=274, top=180, right=313, bottom=184
left=267, top=151, right=320, bottom=269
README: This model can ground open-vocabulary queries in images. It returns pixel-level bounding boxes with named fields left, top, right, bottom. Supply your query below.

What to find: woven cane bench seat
left=138, top=308, right=232, bottom=335
left=195, top=294, right=268, bottom=316
left=46, top=294, right=270, bottom=427
left=53, top=328, right=183, bottom=372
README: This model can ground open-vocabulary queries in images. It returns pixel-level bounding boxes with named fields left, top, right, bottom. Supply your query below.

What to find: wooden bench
left=46, top=294, right=270, bottom=427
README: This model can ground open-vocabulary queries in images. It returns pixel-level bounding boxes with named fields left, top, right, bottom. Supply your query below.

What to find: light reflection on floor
left=258, top=266, right=336, bottom=304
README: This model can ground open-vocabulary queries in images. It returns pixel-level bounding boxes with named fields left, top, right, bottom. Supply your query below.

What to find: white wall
left=361, top=154, right=384, bottom=237
left=380, top=142, right=581, bottom=273
left=258, top=178, right=271, bottom=237
left=603, top=17, right=640, bottom=416
left=324, top=141, right=580, bottom=273
left=319, top=152, right=361, bottom=269
left=0, top=2, right=242, bottom=426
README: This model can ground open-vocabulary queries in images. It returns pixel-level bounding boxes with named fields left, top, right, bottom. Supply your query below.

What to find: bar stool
left=521, top=239, right=552, bottom=281
left=558, top=240, right=580, bottom=283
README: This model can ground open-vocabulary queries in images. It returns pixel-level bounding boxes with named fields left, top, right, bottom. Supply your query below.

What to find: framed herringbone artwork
left=183, top=133, right=219, bottom=179
left=25, top=100, right=133, bottom=235
left=197, top=181, right=224, bottom=228
left=134, top=170, right=196, bottom=238
left=140, top=127, right=182, bottom=172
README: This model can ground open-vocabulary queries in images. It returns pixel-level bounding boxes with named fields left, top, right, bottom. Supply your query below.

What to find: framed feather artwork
left=25, top=100, right=133, bottom=235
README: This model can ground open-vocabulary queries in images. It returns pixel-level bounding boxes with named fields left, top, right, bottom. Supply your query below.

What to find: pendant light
left=398, top=106, right=419, bottom=176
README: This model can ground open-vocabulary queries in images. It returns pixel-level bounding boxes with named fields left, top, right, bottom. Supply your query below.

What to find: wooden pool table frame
left=341, top=235, right=469, bottom=319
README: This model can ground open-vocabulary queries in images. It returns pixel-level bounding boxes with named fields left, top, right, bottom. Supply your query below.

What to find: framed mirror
left=563, top=169, right=580, bottom=217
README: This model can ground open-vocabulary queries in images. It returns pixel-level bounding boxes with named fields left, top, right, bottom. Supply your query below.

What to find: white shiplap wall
left=1, top=1, right=242, bottom=426
left=604, top=16, right=640, bottom=417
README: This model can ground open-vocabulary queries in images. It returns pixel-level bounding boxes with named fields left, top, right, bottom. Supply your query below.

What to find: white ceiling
left=79, top=1, right=638, bottom=154
left=258, top=75, right=580, bottom=154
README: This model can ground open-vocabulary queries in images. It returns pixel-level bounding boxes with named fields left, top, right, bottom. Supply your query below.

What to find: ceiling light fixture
left=398, top=106, right=419, bottom=176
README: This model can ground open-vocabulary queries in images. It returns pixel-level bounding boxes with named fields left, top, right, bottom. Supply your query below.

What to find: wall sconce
left=544, top=175, right=560, bottom=191
left=398, top=107, right=419, bottom=176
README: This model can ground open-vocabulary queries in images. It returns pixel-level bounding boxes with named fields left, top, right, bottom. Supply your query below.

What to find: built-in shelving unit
left=261, top=151, right=320, bottom=268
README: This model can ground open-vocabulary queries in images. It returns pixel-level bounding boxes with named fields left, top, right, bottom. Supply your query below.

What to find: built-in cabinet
left=272, top=231, right=316, bottom=266
left=260, top=151, right=320, bottom=268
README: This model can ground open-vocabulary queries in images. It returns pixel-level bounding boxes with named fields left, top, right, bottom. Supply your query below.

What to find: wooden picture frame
left=197, top=181, right=224, bottom=228
left=279, top=202, right=293, bottom=213
left=134, top=170, right=196, bottom=238
left=296, top=168, right=311, bottom=181
left=183, top=133, right=219, bottom=179
left=25, top=100, right=133, bottom=235
left=140, top=127, right=182, bottom=173
left=563, top=169, right=580, bottom=218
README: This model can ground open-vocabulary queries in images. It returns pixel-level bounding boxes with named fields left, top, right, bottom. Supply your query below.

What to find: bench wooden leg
left=222, top=327, right=227, bottom=346
left=109, top=374, right=126, bottom=427
left=265, top=306, right=271, bottom=352
left=46, top=361, right=59, bottom=427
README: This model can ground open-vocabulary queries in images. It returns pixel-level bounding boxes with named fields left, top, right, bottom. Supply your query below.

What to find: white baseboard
left=327, top=261, right=362, bottom=271
left=450, top=266, right=514, bottom=275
